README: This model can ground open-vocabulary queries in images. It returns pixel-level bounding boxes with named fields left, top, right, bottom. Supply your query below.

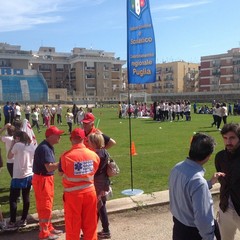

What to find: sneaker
left=0, top=220, right=7, bottom=232
left=40, top=234, right=59, bottom=240
left=98, top=230, right=111, bottom=239
left=17, top=219, right=27, bottom=227
left=5, top=221, right=18, bottom=231
left=50, top=229, right=63, bottom=235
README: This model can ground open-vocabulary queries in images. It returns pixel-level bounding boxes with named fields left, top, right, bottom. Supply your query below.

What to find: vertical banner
left=127, top=0, right=156, bottom=84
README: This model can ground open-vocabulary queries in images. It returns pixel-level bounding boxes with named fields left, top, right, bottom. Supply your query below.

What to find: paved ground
left=1, top=186, right=240, bottom=239
left=1, top=198, right=240, bottom=240
left=0, top=204, right=171, bottom=240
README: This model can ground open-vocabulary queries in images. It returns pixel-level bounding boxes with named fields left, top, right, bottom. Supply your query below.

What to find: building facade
left=0, top=43, right=126, bottom=103
left=199, top=48, right=240, bottom=92
left=122, top=61, right=199, bottom=95
left=153, top=61, right=199, bottom=93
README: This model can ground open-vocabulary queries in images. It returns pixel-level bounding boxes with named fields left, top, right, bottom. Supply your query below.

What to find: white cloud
left=152, top=1, right=212, bottom=12
left=0, top=0, right=73, bottom=32
left=0, top=0, right=109, bottom=32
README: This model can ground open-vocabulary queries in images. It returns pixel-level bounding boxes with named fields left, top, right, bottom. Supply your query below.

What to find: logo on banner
left=130, top=0, right=147, bottom=17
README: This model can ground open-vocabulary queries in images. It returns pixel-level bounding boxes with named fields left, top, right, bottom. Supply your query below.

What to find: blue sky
left=1, top=0, right=240, bottom=63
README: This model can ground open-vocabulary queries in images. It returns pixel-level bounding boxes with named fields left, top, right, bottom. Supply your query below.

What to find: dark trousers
left=222, top=116, right=227, bottom=125
left=173, top=217, right=202, bottom=240
left=32, top=120, right=40, bottom=132
left=4, top=115, right=10, bottom=124
left=7, top=162, right=13, bottom=178
left=67, top=122, right=72, bottom=133
left=172, top=217, right=221, bottom=240
left=212, top=115, right=217, bottom=126
left=25, top=114, right=30, bottom=121
left=57, top=114, right=62, bottom=124
left=10, top=186, right=31, bottom=222
left=98, top=196, right=109, bottom=232
left=216, top=116, right=222, bottom=129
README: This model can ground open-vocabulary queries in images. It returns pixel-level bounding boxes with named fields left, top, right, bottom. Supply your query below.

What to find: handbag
left=107, top=158, right=120, bottom=177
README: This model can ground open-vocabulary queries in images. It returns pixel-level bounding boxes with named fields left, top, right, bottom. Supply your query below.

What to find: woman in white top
left=215, top=103, right=222, bottom=130
left=14, top=102, right=21, bottom=120
left=66, top=108, right=74, bottom=133
left=221, top=102, right=228, bottom=125
left=77, top=107, right=85, bottom=128
left=7, top=131, right=36, bottom=228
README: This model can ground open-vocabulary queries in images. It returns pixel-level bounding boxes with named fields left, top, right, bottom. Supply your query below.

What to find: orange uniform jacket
left=61, top=143, right=100, bottom=192
left=60, top=143, right=100, bottom=240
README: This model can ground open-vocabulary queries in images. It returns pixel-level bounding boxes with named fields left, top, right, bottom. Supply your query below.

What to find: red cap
left=82, top=113, right=95, bottom=123
left=70, top=128, right=85, bottom=139
left=45, top=126, right=64, bottom=138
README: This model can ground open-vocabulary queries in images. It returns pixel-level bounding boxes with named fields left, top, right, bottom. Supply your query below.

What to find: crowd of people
left=118, top=100, right=192, bottom=121
left=0, top=100, right=240, bottom=240
left=0, top=101, right=115, bottom=240
left=1, top=102, right=91, bottom=132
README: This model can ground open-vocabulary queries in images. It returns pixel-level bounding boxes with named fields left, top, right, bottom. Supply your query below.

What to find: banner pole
left=127, top=86, right=134, bottom=191
left=122, top=0, right=144, bottom=196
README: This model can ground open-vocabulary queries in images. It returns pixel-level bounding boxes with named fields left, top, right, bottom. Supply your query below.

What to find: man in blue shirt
left=169, top=133, right=224, bottom=240
left=32, top=126, right=64, bottom=240
left=3, top=101, right=11, bottom=125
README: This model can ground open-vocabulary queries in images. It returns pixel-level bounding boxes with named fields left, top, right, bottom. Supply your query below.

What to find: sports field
left=0, top=106, right=237, bottom=216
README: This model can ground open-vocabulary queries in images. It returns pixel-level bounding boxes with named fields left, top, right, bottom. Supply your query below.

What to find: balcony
left=85, top=74, right=95, bottom=79
left=86, top=84, right=96, bottom=89
left=111, top=67, right=120, bottom=72
left=212, top=70, right=221, bottom=76
left=152, top=85, right=162, bottom=89
left=39, top=67, right=51, bottom=72
left=85, top=66, right=95, bottom=70
left=233, top=60, right=240, bottom=65
left=164, top=76, right=174, bottom=81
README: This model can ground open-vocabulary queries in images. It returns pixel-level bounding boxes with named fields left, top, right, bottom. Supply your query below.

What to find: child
left=66, top=108, right=74, bottom=134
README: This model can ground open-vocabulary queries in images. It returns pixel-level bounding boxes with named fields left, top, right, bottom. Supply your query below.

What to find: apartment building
left=122, top=61, right=199, bottom=95
left=154, top=61, right=199, bottom=93
left=199, top=48, right=240, bottom=92
left=0, top=43, right=126, bottom=102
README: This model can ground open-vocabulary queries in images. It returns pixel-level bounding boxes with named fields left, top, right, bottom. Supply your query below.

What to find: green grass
left=0, top=107, right=235, bottom=217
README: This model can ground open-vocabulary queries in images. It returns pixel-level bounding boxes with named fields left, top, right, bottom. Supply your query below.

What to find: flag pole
left=128, top=84, right=134, bottom=191
left=121, top=69, right=144, bottom=196
left=122, top=0, right=144, bottom=196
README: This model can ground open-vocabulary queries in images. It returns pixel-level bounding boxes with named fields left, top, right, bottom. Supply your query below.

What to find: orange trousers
left=64, top=190, right=98, bottom=240
left=32, top=174, right=55, bottom=239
